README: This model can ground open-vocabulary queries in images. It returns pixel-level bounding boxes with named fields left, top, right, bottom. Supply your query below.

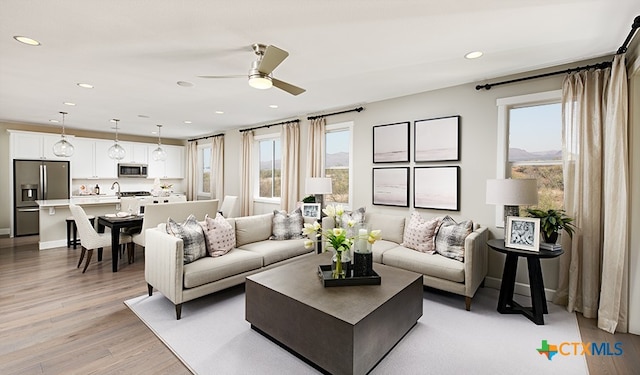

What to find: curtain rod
left=238, top=119, right=300, bottom=133
left=475, top=61, right=612, bottom=91
left=188, top=133, right=225, bottom=142
left=307, top=106, right=364, bottom=120
left=476, top=15, right=638, bottom=91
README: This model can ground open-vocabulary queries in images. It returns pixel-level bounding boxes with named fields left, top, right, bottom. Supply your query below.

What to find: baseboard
left=39, top=239, right=67, bottom=250
left=0, top=228, right=9, bottom=236
left=485, top=276, right=557, bottom=302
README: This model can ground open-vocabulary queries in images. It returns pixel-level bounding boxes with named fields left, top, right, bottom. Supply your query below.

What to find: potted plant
left=526, top=208, right=576, bottom=243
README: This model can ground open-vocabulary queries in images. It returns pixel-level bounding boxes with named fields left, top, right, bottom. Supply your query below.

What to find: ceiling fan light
left=249, top=75, right=272, bottom=90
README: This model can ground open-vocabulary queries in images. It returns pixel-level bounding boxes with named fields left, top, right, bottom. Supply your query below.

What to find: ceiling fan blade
left=258, top=45, right=289, bottom=74
left=197, top=74, right=245, bottom=79
left=272, top=78, right=306, bottom=96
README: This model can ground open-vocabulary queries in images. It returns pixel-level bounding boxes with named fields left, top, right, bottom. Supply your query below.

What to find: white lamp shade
left=305, top=177, right=332, bottom=195
left=486, top=179, right=538, bottom=206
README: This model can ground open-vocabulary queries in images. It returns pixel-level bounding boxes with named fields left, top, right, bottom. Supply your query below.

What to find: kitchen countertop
left=36, top=197, right=121, bottom=207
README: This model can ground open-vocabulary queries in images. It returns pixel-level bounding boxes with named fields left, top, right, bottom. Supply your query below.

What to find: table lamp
left=486, top=178, right=538, bottom=237
left=305, top=177, right=332, bottom=208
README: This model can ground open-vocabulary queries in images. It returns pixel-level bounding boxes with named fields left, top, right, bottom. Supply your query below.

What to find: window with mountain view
left=197, top=144, right=211, bottom=198
left=258, top=137, right=281, bottom=199
left=325, top=123, right=352, bottom=206
left=508, top=102, right=563, bottom=212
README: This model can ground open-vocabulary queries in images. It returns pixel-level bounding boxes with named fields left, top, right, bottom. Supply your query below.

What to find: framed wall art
left=301, top=203, right=321, bottom=219
left=505, top=216, right=540, bottom=252
left=413, top=166, right=459, bottom=210
left=414, top=115, right=460, bottom=162
left=373, top=121, right=410, bottom=163
left=372, top=167, right=409, bottom=207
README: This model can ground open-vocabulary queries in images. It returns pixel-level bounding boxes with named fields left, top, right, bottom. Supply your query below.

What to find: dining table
left=97, top=214, right=144, bottom=272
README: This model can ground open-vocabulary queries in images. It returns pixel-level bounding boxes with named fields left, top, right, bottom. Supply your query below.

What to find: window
left=325, top=122, right=353, bottom=207
left=197, top=144, right=211, bottom=198
left=255, top=135, right=281, bottom=200
left=496, top=90, right=564, bottom=225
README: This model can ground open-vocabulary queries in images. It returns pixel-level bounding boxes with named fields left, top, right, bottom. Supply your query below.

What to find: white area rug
left=125, top=285, right=588, bottom=375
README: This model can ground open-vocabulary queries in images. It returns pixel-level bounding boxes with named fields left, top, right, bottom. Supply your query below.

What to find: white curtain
left=280, top=122, right=300, bottom=212
left=240, top=131, right=254, bottom=216
left=557, top=55, right=629, bottom=333
left=306, top=117, right=326, bottom=178
left=210, top=136, right=224, bottom=200
left=186, top=141, right=198, bottom=201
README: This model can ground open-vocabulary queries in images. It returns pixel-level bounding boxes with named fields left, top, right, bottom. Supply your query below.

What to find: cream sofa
left=324, top=212, right=488, bottom=311
left=145, top=212, right=315, bottom=319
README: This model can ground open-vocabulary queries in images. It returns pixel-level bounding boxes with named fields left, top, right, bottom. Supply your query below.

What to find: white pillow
left=402, top=212, right=442, bottom=253
left=201, top=213, right=235, bottom=257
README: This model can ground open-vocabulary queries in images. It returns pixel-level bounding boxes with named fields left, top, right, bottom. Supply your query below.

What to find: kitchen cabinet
left=71, top=138, right=117, bottom=179
left=147, top=145, right=185, bottom=179
left=121, top=142, right=148, bottom=164
left=10, top=131, right=75, bottom=160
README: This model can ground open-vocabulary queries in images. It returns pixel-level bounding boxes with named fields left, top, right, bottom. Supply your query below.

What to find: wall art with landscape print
left=413, top=166, right=459, bottom=210
left=372, top=167, right=409, bottom=207
left=414, top=115, right=460, bottom=162
left=373, top=121, right=410, bottom=163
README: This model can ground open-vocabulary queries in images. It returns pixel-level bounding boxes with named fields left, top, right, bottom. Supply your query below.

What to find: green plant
left=526, top=208, right=576, bottom=239
left=302, top=195, right=316, bottom=203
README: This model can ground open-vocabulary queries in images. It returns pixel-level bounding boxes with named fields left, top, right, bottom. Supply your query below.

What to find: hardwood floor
left=1, top=235, right=638, bottom=374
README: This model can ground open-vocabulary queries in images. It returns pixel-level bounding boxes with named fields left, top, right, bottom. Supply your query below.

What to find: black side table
left=487, top=239, right=564, bottom=325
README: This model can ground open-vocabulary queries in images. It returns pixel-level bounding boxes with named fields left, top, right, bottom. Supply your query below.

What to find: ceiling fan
left=199, top=43, right=306, bottom=96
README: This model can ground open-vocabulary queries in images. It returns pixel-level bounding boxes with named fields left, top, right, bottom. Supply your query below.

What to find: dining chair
left=69, top=204, right=133, bottom=273
left=218, top=195, right=239, bottom=218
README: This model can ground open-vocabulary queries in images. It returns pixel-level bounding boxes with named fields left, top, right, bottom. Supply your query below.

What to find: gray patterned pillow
left=339, top=206, right=366, bottom=228
left=166, top=214, right=207, bottom=264
left=270, top=208, right=304, bottom=240
left=434, top=216, right=472, bottom=262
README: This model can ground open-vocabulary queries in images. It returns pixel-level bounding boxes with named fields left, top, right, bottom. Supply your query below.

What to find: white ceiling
left=1, top=1, right=638, bottom=140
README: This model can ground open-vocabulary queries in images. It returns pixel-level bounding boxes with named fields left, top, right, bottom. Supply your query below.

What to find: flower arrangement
left=160, top=184, right=173, bottom=190
left=303, top=204, right=381, bottom=278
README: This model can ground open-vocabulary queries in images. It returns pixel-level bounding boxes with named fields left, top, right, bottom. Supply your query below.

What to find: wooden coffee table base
left=246, top=253, right=423, bottom=375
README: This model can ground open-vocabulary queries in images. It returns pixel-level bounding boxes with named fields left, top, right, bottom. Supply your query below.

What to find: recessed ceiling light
left=184, top=120, right=192, bottom=124
left=49, top=119, right=59, bottom=123
left=77, top=83, right=94, bottom=89
left=215, top=111, right=224, bottom=114
left=465, top=51, right=483, bottom=59
left=13, top=36, right=40, bottom=46
left=63, top=102, right=76, bottom=106
left=177, top=81, right=194, bottom=87
left=269, top=104, right=278, bottom=109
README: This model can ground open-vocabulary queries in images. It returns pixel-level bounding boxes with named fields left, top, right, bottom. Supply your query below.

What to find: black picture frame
left=373, top=122, right=410, bottom=163
left=413, top=166, right=460, bottom=211
left=372, top=167, right=409, bottom=207
left=414, top=115, right=460, bottom=162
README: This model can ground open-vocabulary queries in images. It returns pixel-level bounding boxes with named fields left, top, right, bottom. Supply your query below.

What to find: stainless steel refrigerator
left=13, top=160, right=70, bottom=236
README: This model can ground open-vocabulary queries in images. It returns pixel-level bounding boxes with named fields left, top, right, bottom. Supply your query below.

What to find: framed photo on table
left=505, top=216, right=540, bottom=251
left=301, top=203, right=321, bottom=219
left=373, top=121, right=410, bottom=163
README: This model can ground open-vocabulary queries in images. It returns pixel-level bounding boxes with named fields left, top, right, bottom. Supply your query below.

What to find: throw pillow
left=401, top=212, right=442, bottom=253
left=166, top=214, right=207, bottom=264
left=201, top=213, right=236, bottom=257
left=338, top=206, right=366, bottom=228
left=434, top=216, right=473, bottom=262
left=270, top=208, right=304, bottom=240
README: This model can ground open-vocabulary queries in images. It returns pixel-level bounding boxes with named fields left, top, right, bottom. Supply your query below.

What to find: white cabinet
left=121, top=142, right=148, bottom=164
left=71, top=139, right=117, bottom=179
left=147, top=145, right=185, bottom=179
left=10, top=131, right=74, bottom=160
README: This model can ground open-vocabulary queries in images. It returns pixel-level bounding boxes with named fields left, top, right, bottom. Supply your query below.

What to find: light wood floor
left=1, top=235, right=638, bottom=374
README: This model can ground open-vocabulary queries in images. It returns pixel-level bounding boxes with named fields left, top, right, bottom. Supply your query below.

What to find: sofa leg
left=175, top=304, right=182, bottom=320
left=147, top=283, right=153, bottom=296
left=465, top=296, right=471, bottom=311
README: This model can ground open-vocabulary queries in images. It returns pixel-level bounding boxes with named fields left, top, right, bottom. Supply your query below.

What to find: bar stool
left=66, top=215, right=95, bottom=249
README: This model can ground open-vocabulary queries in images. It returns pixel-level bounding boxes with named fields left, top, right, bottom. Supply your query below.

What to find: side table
left=487, top=239, right=564, bottom=325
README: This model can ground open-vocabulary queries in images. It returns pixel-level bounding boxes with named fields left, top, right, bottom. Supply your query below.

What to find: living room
left=1, top=2, right=640, bottom=374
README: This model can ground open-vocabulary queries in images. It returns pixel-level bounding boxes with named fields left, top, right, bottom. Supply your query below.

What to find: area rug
left=125, top=285, right=588, bottom=375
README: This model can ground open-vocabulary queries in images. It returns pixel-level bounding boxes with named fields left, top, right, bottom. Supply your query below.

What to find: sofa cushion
left=382, top=246, right=465, bottom=283
left=402, top=212, right=442, bottom=253
left=371, top=239, right=399, bottom=263
left=235, top=213, right=273, bottom=247
left=182, top=248, right=263, bottom=288
left=239, top=239, right=311, bottom=266
left=435, top=216, right=473, bottom=262
left=201, top=213, right=236, bottom=257
left=270, top=208, right=304, bottom=240
left=366, top=212, right=405, bottom=244
left=166, top=214, right=207, bottom=264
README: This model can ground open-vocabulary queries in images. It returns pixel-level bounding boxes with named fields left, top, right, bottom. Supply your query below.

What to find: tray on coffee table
left=317, top=265, right=381, bottom=287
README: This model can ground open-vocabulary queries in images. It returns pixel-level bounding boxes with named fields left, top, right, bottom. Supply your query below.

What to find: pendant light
left=152, top=124, right=166, bottom=161
left=52, top=111, right=74, bottom=157
left=108, top=119, right=126, bottom=160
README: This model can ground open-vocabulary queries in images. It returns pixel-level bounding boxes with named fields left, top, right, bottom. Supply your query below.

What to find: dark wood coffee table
left=246, top=252, right=423, bottom=375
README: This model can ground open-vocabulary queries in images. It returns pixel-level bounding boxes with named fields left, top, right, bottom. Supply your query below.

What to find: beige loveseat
left=145, top=212, right=315, bottom=319
left=324, top=212, right=488, bottom=311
